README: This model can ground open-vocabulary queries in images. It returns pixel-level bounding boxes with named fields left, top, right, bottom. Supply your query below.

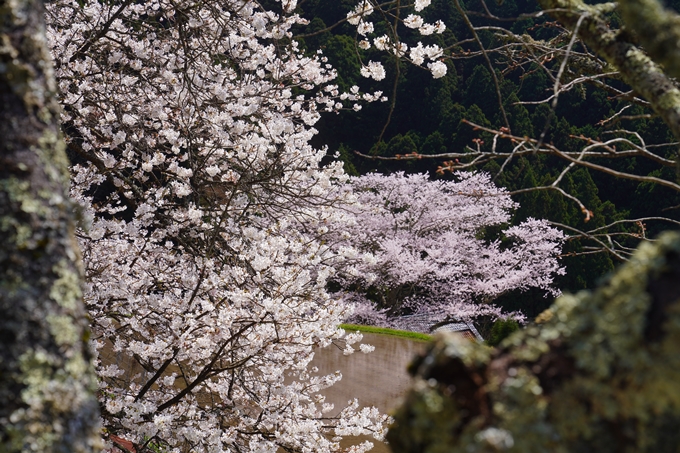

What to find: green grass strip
left=340, top=324, right=432, bottom=342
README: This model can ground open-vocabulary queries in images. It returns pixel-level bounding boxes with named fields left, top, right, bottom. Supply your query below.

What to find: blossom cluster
left=334, top=172, right=565, bottom=322
left=47, top=0, right=389, bottom=451
left=347, top=0, right=448, bottom=79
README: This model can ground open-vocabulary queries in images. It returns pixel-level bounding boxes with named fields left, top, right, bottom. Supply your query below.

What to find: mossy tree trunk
left=0, top=0, right=102, bottom=451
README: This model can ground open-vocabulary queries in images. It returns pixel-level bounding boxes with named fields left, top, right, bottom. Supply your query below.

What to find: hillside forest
left=295, top=0, right=680, bottom=318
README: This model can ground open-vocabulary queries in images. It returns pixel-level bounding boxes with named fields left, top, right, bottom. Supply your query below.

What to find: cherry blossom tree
left=38, top=0, right=566, bottom=451
left=328, top=0, right=680, bottom=259
left=345, top=0, right=448, bottom=81
left=46, top=0, right=388, bottom=452
left=336, top=172, right=565, bottom=324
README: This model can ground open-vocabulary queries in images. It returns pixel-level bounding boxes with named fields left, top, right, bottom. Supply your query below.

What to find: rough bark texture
left=536, top=0, right=680, bottom=141
left=388, top=232, right=680, bottom=453
left=618, top=0, right=680, bottom=81
left=0, top=0, right=102, bottom=451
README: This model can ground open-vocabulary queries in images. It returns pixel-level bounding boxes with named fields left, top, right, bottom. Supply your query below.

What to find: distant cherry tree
left=339, top=0, right=680, bottom=258
left=336, top=172, right=565, bottom=324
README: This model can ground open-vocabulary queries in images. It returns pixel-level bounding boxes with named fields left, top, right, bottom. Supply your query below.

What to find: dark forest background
left=292, top=0, right=680, bottom=319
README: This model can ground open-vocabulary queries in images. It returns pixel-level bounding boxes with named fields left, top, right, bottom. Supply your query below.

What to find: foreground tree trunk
left=0, top=0, right=102, bottom=451
left=388, top=232, right=680, bottom=452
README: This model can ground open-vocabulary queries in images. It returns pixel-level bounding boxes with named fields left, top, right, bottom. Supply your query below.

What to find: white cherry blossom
left=360, top=61, right=387, bottom=81
left=46, top=0, right=389, bottom=451
left=404, top=14, right=425, bottom=29
left=415, top=0, right=432, bottom=12
left=428, top=60, right=448, bottom=78
left=333, top=173, right=564, bottom=323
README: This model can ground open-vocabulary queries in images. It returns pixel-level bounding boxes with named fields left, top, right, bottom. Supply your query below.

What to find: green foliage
left=386, top=133, right=419, bottom=156
left=322, top=35, right=361, bottom=91
left=336, top=144, right=359, bottom=176
left=421, top=131, right=448, bottom=155
left=463, top=65, right=497, bottom=116
left=485, top=318, right=521, bottom=347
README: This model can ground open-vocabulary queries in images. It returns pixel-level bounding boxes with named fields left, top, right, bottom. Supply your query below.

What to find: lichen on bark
left=0, top=0, right=102, bottom=450
left=617, top=0, right=680, bottom=81
left=388, top=232, right=680, bottom=453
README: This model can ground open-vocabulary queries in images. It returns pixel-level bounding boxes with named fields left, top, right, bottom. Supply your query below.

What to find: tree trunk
left=0, top=0, right=102, bottom=451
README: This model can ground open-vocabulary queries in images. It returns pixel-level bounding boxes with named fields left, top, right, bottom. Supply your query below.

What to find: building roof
left=431, top=321, right=484, bottom=341
left=392, top=312, right=484, bottom=341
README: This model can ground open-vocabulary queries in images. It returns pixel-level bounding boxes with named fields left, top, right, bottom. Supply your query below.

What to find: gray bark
left=0, top=0, right=102, bottom=451
left=618, top=0, right=680, bottom=81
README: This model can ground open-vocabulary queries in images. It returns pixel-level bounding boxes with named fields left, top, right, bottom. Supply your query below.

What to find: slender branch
left=537, top=0, right=680, bottom=141
left=452, top=0, right=511, bottom=131
left=69, top=0, right=135, bottom=63
left=156, top=322, right=256, bottom=412
left=134, top=349, right=179, bottom=402
left=549, top=221, right=628, bottom=260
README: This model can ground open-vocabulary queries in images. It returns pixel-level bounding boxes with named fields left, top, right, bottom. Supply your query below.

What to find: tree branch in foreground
left=537, top=0, right=680, bottom=141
